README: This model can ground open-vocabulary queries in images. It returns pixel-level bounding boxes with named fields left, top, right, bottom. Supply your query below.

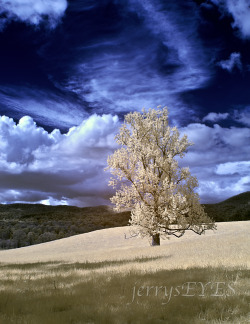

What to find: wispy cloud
left=217, top=52, right=242, bottom=72
left=0, top=85, right=87, bottom=129
left=202, top=112, right=229, bottom=123
left=233, top=107, right=250, bottom=127
left=0, top=0, right=249, bottom=206
left=0, top=0, right=68, bottom=30
left=126, top=0, right=210, bottom=89
left=61, top=0, right=212, bottom=123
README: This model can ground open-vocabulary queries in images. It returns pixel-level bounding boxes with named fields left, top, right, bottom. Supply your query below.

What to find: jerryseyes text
left=130, top=281, right=236, bottom=304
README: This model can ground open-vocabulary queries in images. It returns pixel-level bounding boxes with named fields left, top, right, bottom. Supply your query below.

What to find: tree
left=106, top=107, right=216, bottom=245
left=12, top=229, right=27, bottom=248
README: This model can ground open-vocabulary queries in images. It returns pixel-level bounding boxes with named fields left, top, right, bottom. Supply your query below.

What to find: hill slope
left=0, top=192, right=249, bottom=249
left=0, top=222, right=249, bottom=270
left=204, top=191, right=250, bottom=222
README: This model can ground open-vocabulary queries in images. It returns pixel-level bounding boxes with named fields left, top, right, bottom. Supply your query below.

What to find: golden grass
left=0, top=221, right=249, bottom=271
left=0, top=221, right=249, bottom=323
left=0, top=263, right=249, bottom=324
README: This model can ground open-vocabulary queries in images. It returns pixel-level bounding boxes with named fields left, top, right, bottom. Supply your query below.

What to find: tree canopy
left=106, top=107, right=216, bottom=245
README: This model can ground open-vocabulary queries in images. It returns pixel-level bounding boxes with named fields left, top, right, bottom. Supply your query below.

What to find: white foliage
left=106, top=107, right=215, bottom=240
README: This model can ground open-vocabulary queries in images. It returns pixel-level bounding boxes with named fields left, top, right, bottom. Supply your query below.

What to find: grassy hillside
left=0, top=191, right=249, bottom=249
left=0, top=264, right=249, bottom=324
left=0, top=222, right=249, bottom=323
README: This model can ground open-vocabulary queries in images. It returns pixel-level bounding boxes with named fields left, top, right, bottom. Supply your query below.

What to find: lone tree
left=106, top=107, right=216, bottom=245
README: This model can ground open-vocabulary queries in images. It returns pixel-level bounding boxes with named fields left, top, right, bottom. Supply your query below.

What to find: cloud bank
left=0, top=0, right=249, bottom=206
left=181, top=122, right=250, bottom=203
left=0, top=114, right=119, bottom=207
left=0, top=113, right=249, bottom=206
left=0, top=0, right=68, bottom=29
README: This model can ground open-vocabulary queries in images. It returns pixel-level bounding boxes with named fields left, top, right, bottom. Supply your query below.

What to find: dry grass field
left=0, top=221, right=249, bottom=323
left=0, top=221, right=249, bottom=269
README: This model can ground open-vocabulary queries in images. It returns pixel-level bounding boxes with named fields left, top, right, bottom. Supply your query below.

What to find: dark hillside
left=219, top=191, right=250, bottom=205
left=0, top=204, right=130, bottom=249
left=203, top=191, right=250, bottom=222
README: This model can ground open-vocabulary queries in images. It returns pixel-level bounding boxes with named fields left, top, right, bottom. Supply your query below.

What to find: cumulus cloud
left=202, top=112, right=229, bottom=123
left=0, top=114, right=119, bottom=206
left=180, top=123, right=250, bottom=202
left=211, top=0, right=250, bottom=39
left=0, top=115, right=56, bottom=164
left=217, top=52, right=242, bottom=72
left=0, top=113, right=249, bottom=206
left=233, top=107, right=250, bottom=126
left=216, top=161, right=250, bottom=175
left=0, top=0, right=68, bottom=30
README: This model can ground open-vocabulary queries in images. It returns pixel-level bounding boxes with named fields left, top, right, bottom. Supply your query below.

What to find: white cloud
left=202, top=112, right=229, bottom=122
left=197, top=177, right=250, bottom=203
left=211, top=0, right=250, bottom=39
left=0, top=86, right=87, bottom=129
left=0, top=0, right=68, bottom=29
left=63, top=0, right=211, bottom=121
left=40, top=197, right=68, bottom=206
left=226, top=0, right=250, bottom=38
left=0, top=113, right=249, bottom=206
left=127, top=0, right=210, bottom=90
left=180, top=123, right=250, bottom=202
left=0, top=114, right=119, bottom=206
left=217, top=52, right=242, bottom=72
left=0, top=115, right=56, bottom=164
left=234, top=107, right=250, bottom=126
left=128, top=1, right=201, bottom=67
left=216, top=161, right=250, bottom=175
left=182, top=123, right=250, bottom=162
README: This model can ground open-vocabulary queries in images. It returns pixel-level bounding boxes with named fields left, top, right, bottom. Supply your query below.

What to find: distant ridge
left=0, top=204, right=129, bottom=250
left=217, top=191, right=250, bottom=205
left=204, top=191, right=250, bottom=223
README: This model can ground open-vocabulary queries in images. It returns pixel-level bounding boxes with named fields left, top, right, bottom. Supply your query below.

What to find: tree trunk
left=152, top=233, right=160, bottom=246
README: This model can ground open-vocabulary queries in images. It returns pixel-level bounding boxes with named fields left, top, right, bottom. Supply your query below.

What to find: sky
left=0, top=0, right=250, bottom=207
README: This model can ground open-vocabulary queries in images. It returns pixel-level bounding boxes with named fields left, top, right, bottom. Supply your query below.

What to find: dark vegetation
left=0, top=192, right=249, bottom=250
left=203, top=191, right=250, bottom=222
left=0, top=205, right=130, bottom=249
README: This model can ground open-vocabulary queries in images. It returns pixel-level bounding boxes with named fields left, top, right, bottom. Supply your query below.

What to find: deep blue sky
left=0, top=0, right=249, bottom=206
